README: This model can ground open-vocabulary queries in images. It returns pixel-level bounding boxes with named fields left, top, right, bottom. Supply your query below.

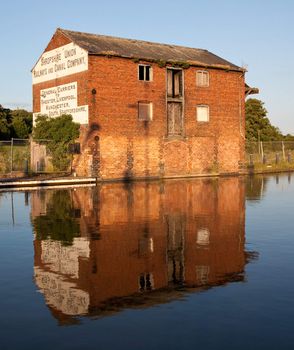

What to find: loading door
left=167, top=102, right=183, bottom=136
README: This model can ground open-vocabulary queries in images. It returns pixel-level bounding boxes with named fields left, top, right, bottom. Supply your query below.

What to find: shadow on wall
left=73, top=122, right=101, bottom=177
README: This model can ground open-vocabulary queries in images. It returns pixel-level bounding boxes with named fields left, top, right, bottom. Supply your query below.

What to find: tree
left=11, top=109, right=32, bottom=138
left=0, top=105, right=33, bottom=139
left=33, top=190, right=80, bottom=245
left=0, top=104, right=11, bottom=140
left=245, top=99, right=283, bottom=141
left=33, top=114, right=80, bottom=171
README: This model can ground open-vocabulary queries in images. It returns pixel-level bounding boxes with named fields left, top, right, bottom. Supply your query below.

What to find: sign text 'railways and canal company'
left=32, top=42, right=88, bottom=84
left=34, top=82, right=88, bottom=124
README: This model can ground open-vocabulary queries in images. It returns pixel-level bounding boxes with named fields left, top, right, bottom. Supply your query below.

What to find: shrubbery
left=33, top=114, right=80, bottom=171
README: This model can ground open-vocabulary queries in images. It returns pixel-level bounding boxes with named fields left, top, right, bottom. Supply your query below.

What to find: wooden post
left=249, top=154, right=253, bottom=166
left=263, top=155, right=267, bottom=164
left=275, top=153, right=279, bottom=164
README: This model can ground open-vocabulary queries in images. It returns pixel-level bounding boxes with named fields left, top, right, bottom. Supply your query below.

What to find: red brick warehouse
left=32, top=28, right=257, bottom=179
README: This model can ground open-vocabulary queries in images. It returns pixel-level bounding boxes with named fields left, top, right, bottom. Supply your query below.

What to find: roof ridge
left=58, top=28, right=208, bottom=54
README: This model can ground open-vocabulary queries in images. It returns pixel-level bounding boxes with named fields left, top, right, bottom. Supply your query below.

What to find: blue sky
left=0, top=0, right=293, bottom=133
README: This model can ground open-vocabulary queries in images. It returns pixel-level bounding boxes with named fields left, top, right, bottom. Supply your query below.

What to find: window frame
left=196, top=105, right=209, bottom=123
left=167, top=68, right=183, bottom=98
left=196, top=70, right=209, bottom=87
left=138, top=64, right=153, bottom=82
left=138, top=101, right=153, bottom=121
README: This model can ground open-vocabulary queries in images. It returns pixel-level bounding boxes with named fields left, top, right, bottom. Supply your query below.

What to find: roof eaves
left=245, top=83, right=259, bottom=95
left=87, top=52, right=245, bottom=72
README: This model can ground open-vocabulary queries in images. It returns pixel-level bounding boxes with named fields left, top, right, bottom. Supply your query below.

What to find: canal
left=0, top=174, right=293, bottom=349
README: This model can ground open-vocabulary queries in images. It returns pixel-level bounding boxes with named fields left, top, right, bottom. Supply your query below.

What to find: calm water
left=0, top=175, right=293, bottom=350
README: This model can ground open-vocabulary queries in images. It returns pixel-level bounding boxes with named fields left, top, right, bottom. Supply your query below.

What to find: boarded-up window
left=168, top=102, right=183, bottom=135
left=196, top=228, right=210, bottom=246
left=138, top=65, right=152, bottom=81
left=167, top=69, right=183, bottom=97
left=138, top=102, right=153, bottom=121
left=196, top=265, right=210, bottom=285
left=196, top=70, right=209, bottom=87
left=196, top=105, right=209, bottom=122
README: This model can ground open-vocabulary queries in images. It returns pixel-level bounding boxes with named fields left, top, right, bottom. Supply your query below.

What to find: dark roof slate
left=58, top=28, right=243, bottom=72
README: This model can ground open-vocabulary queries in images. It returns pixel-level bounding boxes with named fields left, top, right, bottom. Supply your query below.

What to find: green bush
left=33, top=114, right=80, bottom=171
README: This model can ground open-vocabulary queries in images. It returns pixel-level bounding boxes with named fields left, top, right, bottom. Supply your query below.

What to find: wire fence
left=245, top=141, right=294, bottom=166
left=0, top=139, right=30, bottom=174
left=1, top=139, right=294, bottom=176
left=0, top=138, right=60, bottom=176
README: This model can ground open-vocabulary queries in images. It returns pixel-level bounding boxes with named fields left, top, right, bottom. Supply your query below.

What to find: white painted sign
left=34, top=82, right=88, bottom=124
left=32, top=42, right=88, bottom=84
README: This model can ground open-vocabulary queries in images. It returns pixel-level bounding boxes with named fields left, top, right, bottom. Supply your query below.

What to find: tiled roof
left=58, top=28, right=243, bottom=71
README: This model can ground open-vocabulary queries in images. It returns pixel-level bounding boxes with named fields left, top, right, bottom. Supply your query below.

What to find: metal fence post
left=282, top=141, right=286, bottom=161
left=24, top=159, right=28, bottom=175
left=10, top=138, right=14, bottom=172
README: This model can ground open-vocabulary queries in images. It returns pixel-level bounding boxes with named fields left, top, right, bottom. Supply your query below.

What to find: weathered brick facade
left=32, top=29, right=246, bottom=179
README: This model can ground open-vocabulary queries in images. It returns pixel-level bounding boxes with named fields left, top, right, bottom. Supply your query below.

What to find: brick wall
left=32, top=31, right=246, bottom=179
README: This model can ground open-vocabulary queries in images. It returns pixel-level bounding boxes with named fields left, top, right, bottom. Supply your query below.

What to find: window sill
left=164, top=134, right=187, bottom=142
left=167, top=97, right=183, bottom=102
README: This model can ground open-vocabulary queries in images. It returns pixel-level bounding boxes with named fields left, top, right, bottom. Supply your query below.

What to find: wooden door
left=167, top=102, right=183, bottom=136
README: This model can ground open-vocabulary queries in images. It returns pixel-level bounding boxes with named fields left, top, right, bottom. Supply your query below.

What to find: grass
left=0, top=145, right=30, bottom=174
left=247, top=160, right=294, bottom=174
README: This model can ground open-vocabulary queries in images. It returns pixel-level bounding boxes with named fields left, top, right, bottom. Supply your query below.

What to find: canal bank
left=0, top=175, right=97, bottom=190
left=1, top=166, right=294, bottom=190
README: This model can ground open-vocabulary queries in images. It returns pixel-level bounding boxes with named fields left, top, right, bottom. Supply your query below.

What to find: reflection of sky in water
left=0, top=192, right=31, bottom=226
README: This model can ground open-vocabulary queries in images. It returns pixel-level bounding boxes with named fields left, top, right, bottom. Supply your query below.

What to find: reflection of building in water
left=31, top=177, right=253, bottom=324
left=34, top=238, right=90, bottom=317
left=246, top=175, right=269, bottom=200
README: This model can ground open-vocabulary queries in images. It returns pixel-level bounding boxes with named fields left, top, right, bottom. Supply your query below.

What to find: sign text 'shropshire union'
left=32, top=43, right=88, bottom=84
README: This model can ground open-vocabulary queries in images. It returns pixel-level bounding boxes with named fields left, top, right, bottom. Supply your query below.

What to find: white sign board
left=32, top=42, right=88, bottom=84
left=34, top=82, right=88, bottom=124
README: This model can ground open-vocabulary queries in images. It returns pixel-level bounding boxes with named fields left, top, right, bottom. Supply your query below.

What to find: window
left=196, top=70, right=209, bottom=87
left=139, top=273, right=154, bottom=291
left=196, top=228, right=210, bottom=246
left=138, top=237, right=154, bottom=256
left=196, top=265, right=210, bottom=285
left=138, top=64, right=152, bottom=81
left=138, top=102, right=153, bottom=121
left=68, top=143, right=81, bottom=154
left=167, top=68, right=183, bottom=97
left=196, top=105, right=209, bottom=122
